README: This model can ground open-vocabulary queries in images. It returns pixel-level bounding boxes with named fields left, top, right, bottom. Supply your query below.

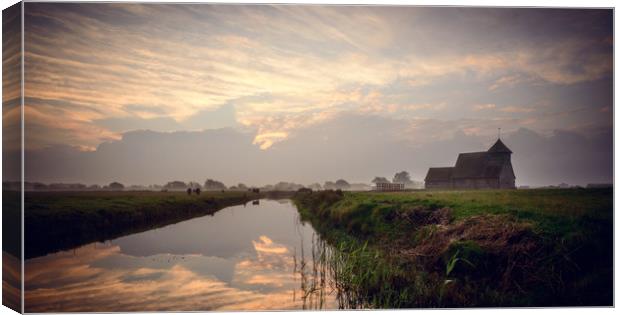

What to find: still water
left=24, top=199, right=337, bottom=312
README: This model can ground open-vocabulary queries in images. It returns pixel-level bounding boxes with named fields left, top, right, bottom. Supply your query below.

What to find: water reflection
left=3, top=252, right=21, bottom=311
left=296, top=233, right=331, bottom=310
left=24, top=199, right=339, bottom=312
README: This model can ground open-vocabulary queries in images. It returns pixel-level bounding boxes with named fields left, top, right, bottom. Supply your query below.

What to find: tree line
left=15, top=171, right=422, bottom=192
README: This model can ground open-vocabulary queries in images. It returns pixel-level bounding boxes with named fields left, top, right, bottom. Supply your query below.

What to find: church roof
left=425, top=167, right=454, bottom=181
left=424, top=138, right=515, bottom=183
left=452, top=151, right=510, bottom=179
left=487, top=139, right=512, bottom=153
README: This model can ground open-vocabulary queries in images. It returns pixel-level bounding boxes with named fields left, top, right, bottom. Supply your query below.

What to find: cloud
left=25, top=103, right=120, bottom=150
left=500, top=106, right=535, bottom=113
left=16, top=5, right=612, bottom=189
left=94, top=116, right=182, bottom=133
left=124, top=104, right=169, bottom=118
left=22, top=4, right=612, bottom=151
left=25, top=243, right=303, bottom=311
left=24, top=198, right=336, bottom=311
left=252, top=236, right=289, bottom=255
left=473, top=103, right=496, bottom=111
left=182, top=104, right=238, bottom=131
left=252, top=132, right=288, bottom=150
left=528, top=38, right=612, bottom=84
left=23, top=111, right=612, bottom=187
left=489, top=74, right=530, bottom=91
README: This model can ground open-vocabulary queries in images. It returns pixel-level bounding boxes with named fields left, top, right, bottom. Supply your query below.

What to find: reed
left=293, top=188, right=613, bottom=307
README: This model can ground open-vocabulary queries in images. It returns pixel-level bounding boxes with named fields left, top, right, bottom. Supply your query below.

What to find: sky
left=9, top=4, right=613, bottom=186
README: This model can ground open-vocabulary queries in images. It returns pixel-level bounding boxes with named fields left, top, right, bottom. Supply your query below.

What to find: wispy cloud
left=473, top=103, right=496, bottom=111
left=23, top=4, right=612, bottom=150
left=500, top=106, right=535, bottom=113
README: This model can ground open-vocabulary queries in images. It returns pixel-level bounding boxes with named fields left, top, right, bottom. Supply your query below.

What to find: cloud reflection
left=25, top=241, right=328, bottom=312
left=25, top=201, right=337, bottom=312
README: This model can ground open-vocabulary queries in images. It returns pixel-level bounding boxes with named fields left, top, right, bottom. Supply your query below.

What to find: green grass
left=294, top=188, right=613, bottom=307
left=331, top=188, right=610, bottom=237
left=24, top=190, right=260, bottom=258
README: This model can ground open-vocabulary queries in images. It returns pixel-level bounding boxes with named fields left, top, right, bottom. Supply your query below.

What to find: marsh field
left=19, top=188, right=613, bottom=310
left=294, top=188, right=613, bottom=307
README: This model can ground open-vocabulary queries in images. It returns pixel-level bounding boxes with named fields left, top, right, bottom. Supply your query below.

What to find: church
left=424, top=138, right=516, bottom=190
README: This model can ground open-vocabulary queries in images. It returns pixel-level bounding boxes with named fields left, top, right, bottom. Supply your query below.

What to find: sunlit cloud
left=253, top=132, right=289, bottom=150
left=22, top=4, right=612, bottom=151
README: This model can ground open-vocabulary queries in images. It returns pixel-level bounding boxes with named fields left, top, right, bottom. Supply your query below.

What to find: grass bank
left=294, top=188, right=612, bottom=307
left=24, top=190, right=260, bottom=259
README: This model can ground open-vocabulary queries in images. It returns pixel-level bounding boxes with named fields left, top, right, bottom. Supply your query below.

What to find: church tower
left=487, top=138, right=516, bottom=188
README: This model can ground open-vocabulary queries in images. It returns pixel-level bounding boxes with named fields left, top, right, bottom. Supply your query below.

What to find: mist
left=23, top=113, right=612, bottom=187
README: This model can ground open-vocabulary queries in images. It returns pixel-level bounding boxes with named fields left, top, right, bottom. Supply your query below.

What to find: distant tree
left=204, top=179, right=227, bottom=191
left=186, top=187, right=192, bottom=195
left=49, top=183, right=64, bottom=190
left=372, top=177, right=390, bottom=184
left=128, top=185, right=147, bottom=191
left=273, top=181, right=304, bottom=191
left=308, top=183, right=322, bottom=191
left=164, top=181, right=188, bottom=190
left=194, top=187, right=201, bottom=195
left=188, top=181, right=202, bottom=189
left=349, top=183, right=372, bottom=191
left=237, top=183, right=248, bottom=190
left=334, top=179, right=350, bottom=190
left=297, top=187, right=313, bottom=194
left=33, top=182, right=48, bottom=190
left=229, top=185, right=239, bottom=190
left=48, top=183, right=87, bottom=191
left=149, top=184, right=163, bottom=191
left=70, top=183, right=87, bottom=190
left=108, top=182, right=124, bottom=190
left=324, top=181, right=336, bottom=190
left=393, top=171, right=414, bottom=185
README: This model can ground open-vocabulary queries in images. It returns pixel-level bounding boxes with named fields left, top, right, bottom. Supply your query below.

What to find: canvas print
left=2, top=2, right=614, bottom=312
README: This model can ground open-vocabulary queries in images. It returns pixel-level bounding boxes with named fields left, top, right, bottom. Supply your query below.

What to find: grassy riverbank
left=24, top=190, right=260, bottom=258
left=294, top=188, right=612, bottom=308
